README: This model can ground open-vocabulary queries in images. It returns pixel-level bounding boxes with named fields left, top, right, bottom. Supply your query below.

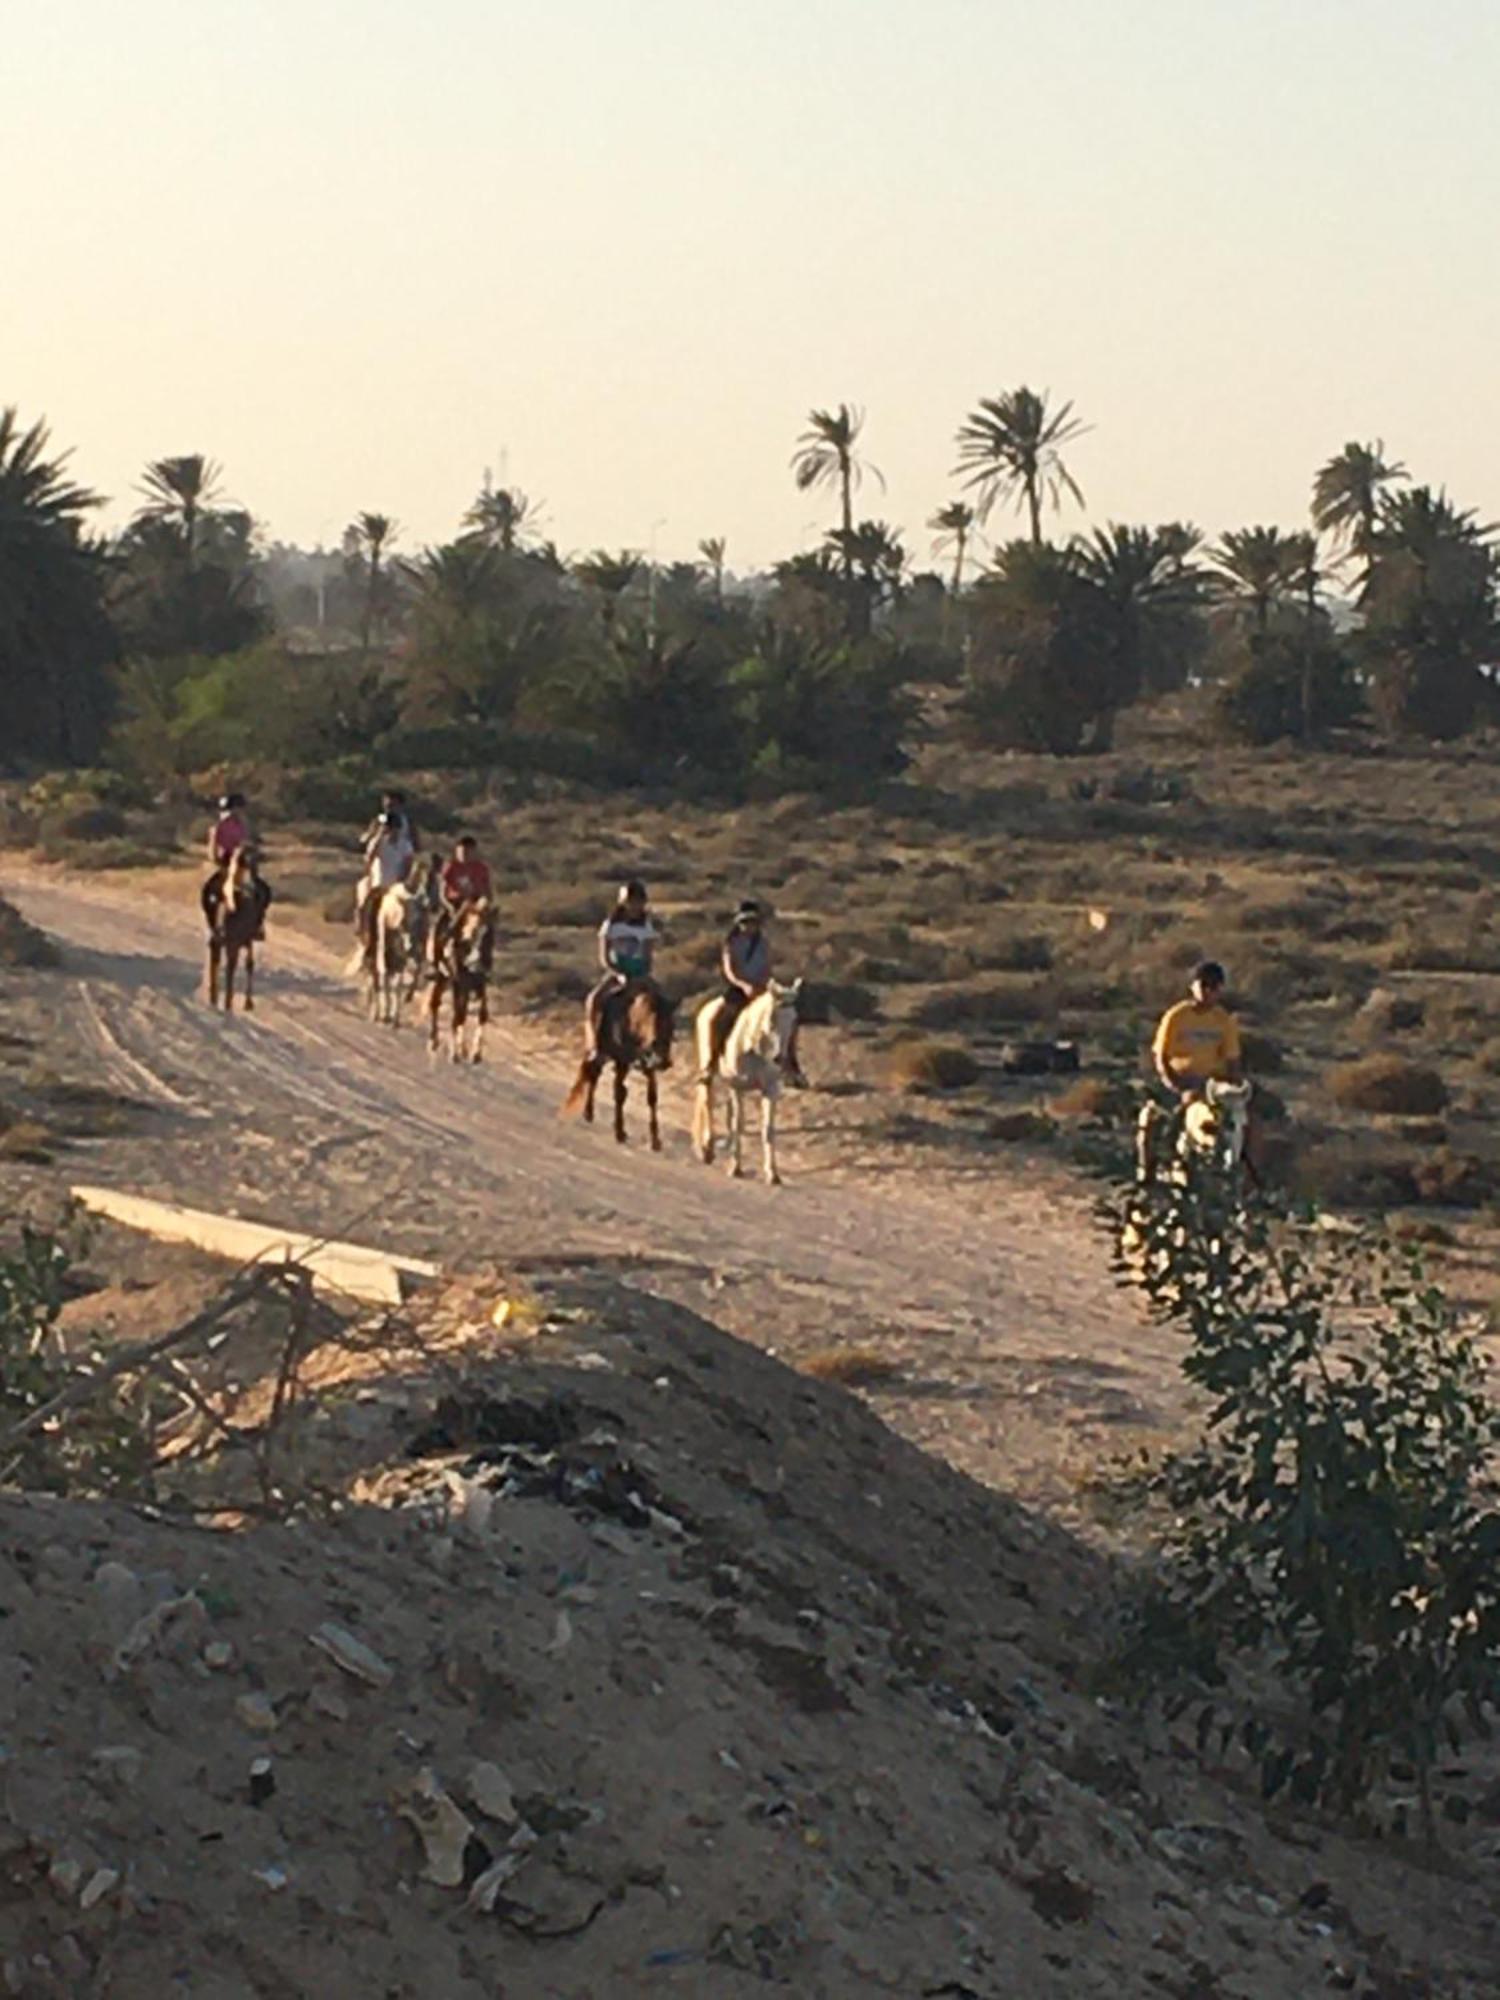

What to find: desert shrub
left=987, top=1108, right=1052, bottom=1142
left=0, top=1121, right=55, bottom=1163
left=797, top=980, right=880, bottom=1025
left=1109, top=1141, right=1500, bottom=1824
left=983, top=932, right=1053, bottom=973
left=1238, top=1030, right=1284, bottom=1075
left=1476, top=1039, right=1500, bottom=1076
left=882, top=1038, right=980, bottom=1091
left=1328, top=1053, right=1447, bottom=1116
left=1212, top=628, right=1360, bottom=746
left=799, top=1346, right=900, bottom=1387
left=38, top=802, right=127, bottom=843
left=910, top=980, right=1028, bottom=1031
left=1411, top=1149, right=1496, bottom=1208
left=1051, top=1075, right=1130, bottom=1120
left=1357, top=989, right=1425, bottom=1037
left=276, top=758, right=379, bottom=824
left=1294, top=1144, right=1417, bottom=1210
left=0, top=895, right=60, bottom=969
left=0, top=1230, right=155, bottom=1492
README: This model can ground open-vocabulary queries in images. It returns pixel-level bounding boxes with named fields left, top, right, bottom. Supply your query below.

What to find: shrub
left=39, top=802, right=127, bottom=843
left=987, top=1109, right=1052, bottom=1142
left=1412, top=1149, right=1495, bottom=1208
left=799, top=1346, right=900, bottom=1387
left=1109, top=1138, right=1500, bottom=1825
left=910, top=981, right=1020, bottom=1031
left=797, top=980, right=880, bottom=1025
left=1212, top=629, right=1360, bottom=745
left=1328, top=1053, right=1447, bottom=1116
left=985, top=933, right=1053, bottom=973
left=1239, top=1030, right=1284, bottom=1075
left=882, top=1038, right=980, bottom=1091
left=1051, top=1076, right=1129, bottom=1121
left=1357, top=989, right=1425, bottom=1037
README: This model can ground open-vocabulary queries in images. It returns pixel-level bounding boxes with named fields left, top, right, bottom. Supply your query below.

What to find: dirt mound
left=0, top=1269, right=1491, bottom=1998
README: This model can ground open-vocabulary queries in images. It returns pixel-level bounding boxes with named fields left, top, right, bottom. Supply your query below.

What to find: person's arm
left=598, top=921, right=617, bottom=973
left=205, top=825, right=220, bottom=865
left=721, top=940, right=746, bottom=992
left=1151, top=1011, right=1185, bottom=1094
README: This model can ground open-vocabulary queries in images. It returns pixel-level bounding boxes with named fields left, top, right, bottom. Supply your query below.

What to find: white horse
left=1122, top=1078, right=1253, bottom=1282
left=692, top=979, right=802, bottom=1185
left=361, top=882, right=425, bottom=1027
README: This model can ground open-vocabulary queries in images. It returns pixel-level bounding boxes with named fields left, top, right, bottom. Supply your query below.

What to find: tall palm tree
left=1073, top=522, right=1207, bottom=708
left=1209, top=526, right=1305, bottom=634
left=574, top=549, right=642, bottom=633
left=791, top=405, right=883, bottom=577
left=698, top=536, right=727, bottom=605
left=350, top=511, right=397, bottom=653
left=954, top=388, right=1088, bottom=543
left=929, top=501, right=979, bottom=595
left=464, top=484, right=542, bottom=555
left=1312, top=441, right=1407, bottom=562
left=136, top=454, right=224, bottom=561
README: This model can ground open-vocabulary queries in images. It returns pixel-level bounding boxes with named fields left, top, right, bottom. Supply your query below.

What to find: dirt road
left=1, top=859, right=1177, bottom=1519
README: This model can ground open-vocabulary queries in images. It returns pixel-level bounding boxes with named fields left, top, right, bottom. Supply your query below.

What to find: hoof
left=766, top=1171, right=782, bottom=1187
left=727, top=1164, right=744, bottom=1180
left=651, top=1137, right=663, bottom=1153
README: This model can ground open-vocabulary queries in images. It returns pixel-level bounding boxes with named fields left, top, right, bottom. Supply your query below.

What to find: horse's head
left=454, top=898, right=495, bottom=975
left=1181, top=1079, right=1252, bottom=1164
left=628, top=986, right=676, bottom=1071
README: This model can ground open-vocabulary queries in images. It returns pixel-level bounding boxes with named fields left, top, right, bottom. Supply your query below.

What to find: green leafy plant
left=1110, top=1114, right=1500, bottom=1830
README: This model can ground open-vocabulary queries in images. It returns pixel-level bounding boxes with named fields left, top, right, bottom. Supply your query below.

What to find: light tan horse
left=691, top=980, right=801, bottom=1184
left=206, top=849, right=259, bottom=1012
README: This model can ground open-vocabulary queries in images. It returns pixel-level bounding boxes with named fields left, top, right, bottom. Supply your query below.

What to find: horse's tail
left=560, top=1060, right=593, bottom=1118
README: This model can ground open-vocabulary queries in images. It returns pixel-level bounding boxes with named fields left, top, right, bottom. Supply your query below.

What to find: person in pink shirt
left=202, top=792, right=271, bottom=937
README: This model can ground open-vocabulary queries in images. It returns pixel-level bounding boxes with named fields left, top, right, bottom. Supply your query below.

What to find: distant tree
left=573, top=550, right=643, bottom=634
left=0, top=407, right=116, bottom=762
left=825, top=519, right=907, bottom=637
left=929, top=500, right=979, bottom=595
left=400, top=538, right=572, bottom=730
left=1312, top=440, right=1407, bottom=564
left=1073, top=522, right=1210, bottom=718
left=962, top=541, right=1114, bottom=753
left=1359, top=487, right=1497, bottom=739
left=136, top=455, right=224, bottom=562
left=349, top=511, right=397, bottom=653
left=954, top=388, right=1087, bottom=544
left=698, top=536, right=727, bottom=604
left=791, top=405, right=883, bottom=578
left=1208, top=526, right=1306, bottom=635
left=464, top=485, right=543, bottom=555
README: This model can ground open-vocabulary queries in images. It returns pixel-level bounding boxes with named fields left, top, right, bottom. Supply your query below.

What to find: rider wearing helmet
left=584, top=879, right=659, bottom=1061
left=357, top=808, right=416, bottom=959
left=361, top=789, right=419, bottom=856
left=202, top=792, right=271, bottom=937
left=702, top=899, right=806, bottom=1085
left=1152, top=960, right=1243, bottom=1097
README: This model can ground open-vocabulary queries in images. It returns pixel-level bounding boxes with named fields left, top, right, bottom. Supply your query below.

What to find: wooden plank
left=70, top=1185, right=438, bottom=1308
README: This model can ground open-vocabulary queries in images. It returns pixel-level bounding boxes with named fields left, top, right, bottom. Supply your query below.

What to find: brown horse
left=206, top=850, right=259, bottom=1012
left=562, top=983, right=676, bottom=1148
left=428, top=899, right=495, bottom=1063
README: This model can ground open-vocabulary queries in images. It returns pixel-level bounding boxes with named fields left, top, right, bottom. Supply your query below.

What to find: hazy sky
left=8, top=0, right=1497, bottom=569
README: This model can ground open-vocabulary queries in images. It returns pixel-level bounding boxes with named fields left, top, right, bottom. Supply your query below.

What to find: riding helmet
left=734, top=898, right=762, bottom=923
left=619, top=878, right=647, bottom=902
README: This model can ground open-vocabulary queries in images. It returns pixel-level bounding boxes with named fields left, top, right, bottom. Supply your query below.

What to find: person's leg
left=703, top=989, right=741, bottom=1081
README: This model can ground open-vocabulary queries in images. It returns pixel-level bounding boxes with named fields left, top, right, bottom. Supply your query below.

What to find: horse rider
left=1140, top=960, right=1245, bottom=1171
left=430, top=834, right=492, bottom=963
left=202, top=792, right=270, bottom=938
left=361, top=789, right=419, bottom=856
left=357, top=808, right=416, bottom=959
left=583, top=878, right=660, bottom=1062
left=703, top=899, right=807, bottom=1086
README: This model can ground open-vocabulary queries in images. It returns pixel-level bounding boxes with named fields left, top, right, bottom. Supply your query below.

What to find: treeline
left=3, top=398, right=1497, bottom=800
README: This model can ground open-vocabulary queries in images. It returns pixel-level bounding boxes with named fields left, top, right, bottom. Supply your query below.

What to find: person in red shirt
left=432, top=836, right=492, bottom=966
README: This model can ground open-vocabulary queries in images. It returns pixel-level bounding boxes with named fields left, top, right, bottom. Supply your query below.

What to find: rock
left=398, top=1770, right=476, bottom=1887
left=466, top=1762, right=518, bottom=1825
left=203, top=1640, right=235, bottom=1671
left=113, top=1593, right=207, bottom=1675
left=48, top=1857, right=84, bottom=1902
left=235, top=1692, right=278, bottom=1735
left=252, top=1863, right=290, bottom=1892
left=311, top=1687, right=349, bottom=1723
left=466, top=1826, right=537, bottom=1912
left=310, top=1622, right=394, bottom=1688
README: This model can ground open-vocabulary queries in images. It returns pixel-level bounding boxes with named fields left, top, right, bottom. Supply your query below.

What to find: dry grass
left=798, top=1345, right=901, bottom=1387
left=1050, top=1076, right=1128, bottom=1121
left=0, top=1119, right=56, bottom=1163
left=881, top=1038, right=980, bottom=1092
left=1327, top=1054, right=1448, bottom=1117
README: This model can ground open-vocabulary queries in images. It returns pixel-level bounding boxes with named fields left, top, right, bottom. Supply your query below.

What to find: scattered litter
left=310, top=1686, right=349, bottom=1723
left=466, top=1761, right=518, bottom=1824
left=80, top=1868, right=118, bottom=1911
left=398, top=1769, right=476, bottom=1887
left=248, top=1757, right=275, bottom=1806
left=466, top=1825, right=537, bottom=1913
left=113, top=1592, right=206, bottom=1674
left=310, top=1622, right=394, bottom=1688
left=203, top=1640, right=235, bottom=1671
left=252, top=1864, right=290, bottom=1893
left=545, top=1610, right=573, bottom=1655
left=235, top=1692, right=278, bottom=1735
left=48, top=1858, right=83, bottom=1902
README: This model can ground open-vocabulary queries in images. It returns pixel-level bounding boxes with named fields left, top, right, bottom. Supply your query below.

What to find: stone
left=310, top=1622, right=394, bottom=1688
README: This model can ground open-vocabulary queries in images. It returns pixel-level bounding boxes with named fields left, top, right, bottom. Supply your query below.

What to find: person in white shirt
left=356, top=810, right=416, bottom=959
left=583, top=878, right=659, bottom=1060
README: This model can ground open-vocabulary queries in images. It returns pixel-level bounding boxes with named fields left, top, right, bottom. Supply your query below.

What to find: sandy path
left=1, top=858, right=1182, bottom=1518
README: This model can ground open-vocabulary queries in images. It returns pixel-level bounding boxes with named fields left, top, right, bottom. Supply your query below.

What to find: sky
left=6, top=0, right=1499, bottom=570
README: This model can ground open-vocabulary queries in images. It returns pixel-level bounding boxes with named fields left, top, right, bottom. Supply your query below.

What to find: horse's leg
left=647, top=1068, right=662, bottom=1152
left=450, top=987, right=464, bottom=1063
left=222, top=942, right=237, bottom=1013
left=242, top=942, right=254, bottom=1013
left=727, top=1089, right=744, bottom=1178
left=428, top=978, right=442, bottom=1055
left=614, top=1064, right=628, bottom=1145
left=692, top=1078, right=715, bottom=1164
left=762, top=1091, right=780, bottom=1186
left=206, top=938, right=220, bottom=1008
left=472, top=984, right=487, bottom=1065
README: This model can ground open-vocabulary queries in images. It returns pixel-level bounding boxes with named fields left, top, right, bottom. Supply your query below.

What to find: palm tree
left=136, top=454, right=224, bottom=561
left=1209, top=526, right=1306, bottom=634
left=698, top=536, right=727, bottom=605
left=350, top=511, right=397, bottom=653
left=1073, top=522, right=1208, bottom=708
left=464, top=484, right=542, bottom=554
left=954, top=388, right=1088, bottom=543
left=825, top=519, right=906, bottom=635
left=791, top=405, right=883, bottom=576
left=1312, top=441, right=1407, bottom=562
left=574, top=550, right=642, bottom=633
left=929, top=501, right=979, bottom=595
